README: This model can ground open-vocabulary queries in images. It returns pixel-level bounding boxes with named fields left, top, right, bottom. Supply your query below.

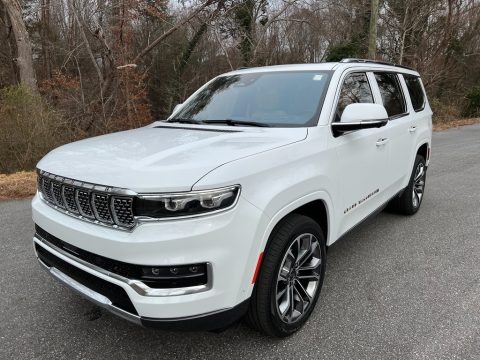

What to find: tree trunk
left=367, top=0, right=379, bottom=59
left=1, top=0, right=38, bottom=92
left=41, top=0, right=51, bottom=78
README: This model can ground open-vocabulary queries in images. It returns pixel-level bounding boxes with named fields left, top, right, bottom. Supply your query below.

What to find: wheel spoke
left=276, top=286, right=287, bottom=301
left=414, top=187, right=422, bottom=201
left=278, top=284, right=291, bottom=316
left=289, top=284, right=295, bottom=320
left=414, top=165, right=425, bottom=181
left=297, top=272, right=320, bottom=281
left=296, top=234, right=312, bottom=265
left=298, top=237, right=318, bottom=268
left=293, top=284, right=308, bottom=314
left=294, top=279, right=312, bottom=302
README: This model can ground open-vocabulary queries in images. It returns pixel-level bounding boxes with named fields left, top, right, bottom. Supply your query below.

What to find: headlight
left=134, top=185, right=241, bottom=219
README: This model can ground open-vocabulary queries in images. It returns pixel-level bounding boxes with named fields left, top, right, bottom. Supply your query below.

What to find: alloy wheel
left=412, top=162, right=426, bottom=208
left=275, top=233, right=322, bottom=324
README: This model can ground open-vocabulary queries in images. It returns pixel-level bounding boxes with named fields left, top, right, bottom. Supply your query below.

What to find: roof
left=225, top=60, right=420, bottom=76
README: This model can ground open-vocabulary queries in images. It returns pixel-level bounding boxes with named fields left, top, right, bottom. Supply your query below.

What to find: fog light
left=189, top=266, right=199, bottom=273
left=170, top=267, right=179, bottom=275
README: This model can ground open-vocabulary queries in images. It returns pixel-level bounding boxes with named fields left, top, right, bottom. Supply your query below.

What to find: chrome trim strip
left=137, top=185, right=240, bottom=199
left=39, top=170, right=138, bottom=196
left=36, top=255, right=141, bottom=325
left=34, top=235, right=213, bottom=297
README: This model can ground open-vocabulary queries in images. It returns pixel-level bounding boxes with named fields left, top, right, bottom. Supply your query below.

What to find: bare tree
left=1, top=0, right=37, bottom=92
left=368, top=0, right=379, bottom=59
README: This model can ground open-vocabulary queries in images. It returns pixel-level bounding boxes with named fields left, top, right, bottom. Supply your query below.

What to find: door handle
left=376, top=138, right=389, bottom=146
left=409, top=126, right=417, bottom=133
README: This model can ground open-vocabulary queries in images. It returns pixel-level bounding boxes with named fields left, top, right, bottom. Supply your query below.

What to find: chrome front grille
left=37, top=171, right=136, bottom=230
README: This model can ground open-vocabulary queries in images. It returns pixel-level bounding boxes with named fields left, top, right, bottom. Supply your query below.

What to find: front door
left=330, top=71, right=390, bottom=236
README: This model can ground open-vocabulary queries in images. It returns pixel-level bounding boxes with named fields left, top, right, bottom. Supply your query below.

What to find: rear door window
left=374, top=72, right=407, bottom=118
left=403, top=74, right=426, bottom=111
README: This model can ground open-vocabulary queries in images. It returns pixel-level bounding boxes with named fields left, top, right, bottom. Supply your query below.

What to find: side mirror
left=332, top=103, right=388, bottom=137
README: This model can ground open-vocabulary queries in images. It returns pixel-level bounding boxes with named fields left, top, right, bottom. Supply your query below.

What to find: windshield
left=170, top=71, right=332, bottom=127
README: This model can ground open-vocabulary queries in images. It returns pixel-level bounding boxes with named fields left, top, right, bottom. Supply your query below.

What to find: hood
left=37, top=123, right=307, bottom=192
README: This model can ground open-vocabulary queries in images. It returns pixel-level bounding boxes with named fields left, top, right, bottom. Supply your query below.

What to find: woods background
left=1, top=0, right=480, bottom=173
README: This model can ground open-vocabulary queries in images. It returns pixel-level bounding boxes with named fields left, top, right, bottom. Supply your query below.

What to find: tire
left=388, top=154, right=427, bottom=215
left=245, top=214, right=327, bottom=337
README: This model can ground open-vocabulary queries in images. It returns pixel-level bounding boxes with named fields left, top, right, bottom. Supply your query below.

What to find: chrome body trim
left=34, top=234, right=213, bottom=297
left=36, top=255, right=142, bottom=325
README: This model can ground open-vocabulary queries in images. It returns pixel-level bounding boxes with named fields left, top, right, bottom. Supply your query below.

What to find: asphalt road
left=1, top=125, right=480, bottom=360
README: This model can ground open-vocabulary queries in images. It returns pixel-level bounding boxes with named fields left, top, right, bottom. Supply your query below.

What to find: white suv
left=32, top=59, right=432, bottom=337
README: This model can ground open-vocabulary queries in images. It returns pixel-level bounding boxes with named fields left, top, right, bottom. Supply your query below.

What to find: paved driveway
left=1, top=125, right=480, bottom=359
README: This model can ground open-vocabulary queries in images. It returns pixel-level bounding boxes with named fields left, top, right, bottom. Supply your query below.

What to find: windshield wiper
left=167, top=118, right=204, bottom=124
left=203, top=119, right=271, bottom=127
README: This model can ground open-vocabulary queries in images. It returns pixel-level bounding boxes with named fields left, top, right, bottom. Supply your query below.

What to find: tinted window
left=173, top=71, right=331, bottom=127
left=404, top=74, right=425, bottom=111
left=335, top=73, right=374, bottom=122
left=374, top=72, right=406, bottom=117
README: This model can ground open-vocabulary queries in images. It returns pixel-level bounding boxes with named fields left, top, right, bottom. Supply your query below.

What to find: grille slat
left=76, top=189, right=95, bottom=219
left=112, top=197, right=135, bottom=227
left=92, top=193, right=113, bottom=223
left=37, top=172, right=135, bottom=229
left=62, top=186, right=79, bottom=213
left=52, top=182, right=65, bottom=208
left=41, top=177, right=55, bottom=203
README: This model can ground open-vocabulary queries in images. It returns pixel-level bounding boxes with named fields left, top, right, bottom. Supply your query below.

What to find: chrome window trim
left=34, top=234, right=213, bottom=297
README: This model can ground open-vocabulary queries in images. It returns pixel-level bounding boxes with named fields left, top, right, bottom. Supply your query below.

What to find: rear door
left=371, top=72, right=413, bottom=197
left=330, top=71, right=390, bottom=235
left=402, top=74, right=432, bottom=165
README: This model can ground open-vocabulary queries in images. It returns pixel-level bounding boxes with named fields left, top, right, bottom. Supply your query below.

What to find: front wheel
left=388, top=154, right=427, bottom=215
left=245, top=214, right=326, bottom=337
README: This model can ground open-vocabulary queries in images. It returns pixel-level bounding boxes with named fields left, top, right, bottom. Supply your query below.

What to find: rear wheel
left=388, top=154, right=427, bottom=215
left=245, top=214, right=326, bottom=337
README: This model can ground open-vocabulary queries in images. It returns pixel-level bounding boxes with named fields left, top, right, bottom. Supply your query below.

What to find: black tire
left=245, top=214, right=327, bottom=337
left=388, top=154, right=427, bottom=215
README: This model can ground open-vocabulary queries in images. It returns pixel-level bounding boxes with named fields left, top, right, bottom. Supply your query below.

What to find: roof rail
left=340, top=58, right=415, bottom=71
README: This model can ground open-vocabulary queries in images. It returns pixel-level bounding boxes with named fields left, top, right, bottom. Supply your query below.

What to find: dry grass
left=433, top=117, right=480, bottom=131
left=0, top=171, right=37, bottom=200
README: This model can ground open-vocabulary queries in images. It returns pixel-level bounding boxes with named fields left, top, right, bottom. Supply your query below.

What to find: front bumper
left=32, top=193, right=269, bottom=326
left=35, top=239, right=249, bottom=330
